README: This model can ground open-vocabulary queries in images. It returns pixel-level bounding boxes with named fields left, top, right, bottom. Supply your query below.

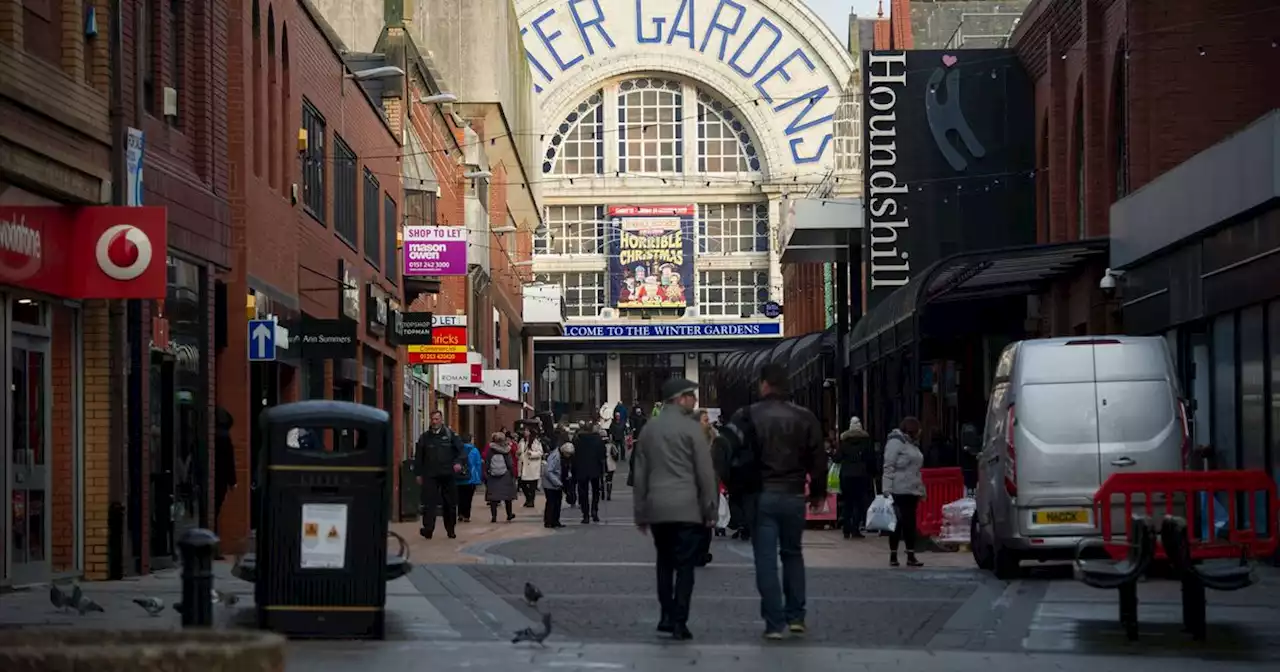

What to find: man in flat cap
left=632, top=377, right=718, bottom=641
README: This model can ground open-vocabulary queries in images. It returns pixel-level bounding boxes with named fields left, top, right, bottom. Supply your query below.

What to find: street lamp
left=419, top=92, right=458, bottom=104
left=534, top=223, right=549, bottom=237
left=345, top=66, right=404, bottom=81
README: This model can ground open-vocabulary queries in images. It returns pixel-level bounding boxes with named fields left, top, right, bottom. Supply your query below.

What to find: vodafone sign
left=0, top=206, right=167, bottom=299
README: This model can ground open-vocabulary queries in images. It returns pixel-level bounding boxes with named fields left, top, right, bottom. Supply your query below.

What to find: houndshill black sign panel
left=861, top=49, right=1035, bottom=309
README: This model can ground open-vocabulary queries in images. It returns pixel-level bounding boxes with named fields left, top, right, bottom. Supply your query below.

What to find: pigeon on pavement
left=511, top=612, right=553, bottom=646
left=213, top=588, right=240, bottom=606
left=523, top=581, right=543, bottom=607
left=49, top=584, right=71, bottom=612
left=132, top=597, right=166, bottom=617
left=67, top=585, right=104, bottom=615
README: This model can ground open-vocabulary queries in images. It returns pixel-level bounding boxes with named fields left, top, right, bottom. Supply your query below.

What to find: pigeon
left=523, top=582, right=543, bottom=607
left=49, top=584, right=71, bottom=612
left=213, top=588, right=240, bottom=606
left=132, top=597, right=165, bottom=617
left=511, top=612, right=553, bottom=646
left=67, top=586, right=104, bottom=615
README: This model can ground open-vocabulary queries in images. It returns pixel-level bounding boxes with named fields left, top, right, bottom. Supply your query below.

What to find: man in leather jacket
left=721, top=364, right=825, bottom=640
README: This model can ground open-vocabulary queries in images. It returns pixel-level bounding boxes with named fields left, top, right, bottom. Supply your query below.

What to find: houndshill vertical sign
left=862, top=49, right=1036, bottom=309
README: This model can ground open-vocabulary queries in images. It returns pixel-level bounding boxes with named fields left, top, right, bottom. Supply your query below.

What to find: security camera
left=1099, top=268, right=1124, bottom=291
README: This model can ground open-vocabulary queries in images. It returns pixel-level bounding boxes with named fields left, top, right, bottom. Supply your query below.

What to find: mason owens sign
left=863, top=51, right=910, bottom=303
left=519, top=0, right=842, bottom=165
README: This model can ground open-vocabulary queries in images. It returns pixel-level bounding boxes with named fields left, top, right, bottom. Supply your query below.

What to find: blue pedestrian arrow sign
left=248, top=319, right=277, bottom=361
left=521, top=381, right=531, bottom=395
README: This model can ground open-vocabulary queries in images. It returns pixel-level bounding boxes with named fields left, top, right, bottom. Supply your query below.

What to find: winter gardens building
left=519, top=0, right=860, bottom=419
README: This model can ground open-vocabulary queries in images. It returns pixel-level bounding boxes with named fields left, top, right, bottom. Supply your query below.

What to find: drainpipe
left=106, top=0, right=128, bottom=579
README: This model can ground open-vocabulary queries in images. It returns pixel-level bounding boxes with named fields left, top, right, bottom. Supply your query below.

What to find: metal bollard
left=178, top=528, right=220, bottom=628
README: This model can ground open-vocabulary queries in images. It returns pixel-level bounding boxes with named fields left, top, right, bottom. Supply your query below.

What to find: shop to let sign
left=406, top=325, right=467, bottom=364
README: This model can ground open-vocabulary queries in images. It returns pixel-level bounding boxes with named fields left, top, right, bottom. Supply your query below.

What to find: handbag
left=716, top=494, right=732, bottom=529
left=865, top=494, right=898, bottom=532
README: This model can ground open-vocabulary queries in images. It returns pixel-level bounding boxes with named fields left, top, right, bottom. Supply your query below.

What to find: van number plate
left=1034, top=509, right=1089, bottom=524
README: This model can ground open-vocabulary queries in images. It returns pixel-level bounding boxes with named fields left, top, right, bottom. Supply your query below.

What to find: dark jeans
left=519, top=479, right=539, bottom=506
left=839, top=475, right=872, bottom=535
left=577, top=477, right=601, bottom=519
left=697, top=526, right=713, bottom=563
left=457, top=484, right=477, bottom=520
left=751, top=491, right=808, bottom=633
left=604, top=471, right=615, bottom=499
left=421, top=476, right=458, bottom=536
left=888, top=494, right=921, bottom=554
left=652, top=522, right=704, bottom=627
left=543, top=488, right=563, bottom=527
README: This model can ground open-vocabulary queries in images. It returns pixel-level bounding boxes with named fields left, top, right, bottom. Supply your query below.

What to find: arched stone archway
left=517, top=0, right=856, bottom=181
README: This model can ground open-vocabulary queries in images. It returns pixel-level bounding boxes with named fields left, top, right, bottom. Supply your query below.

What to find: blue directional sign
left=521, top=381, right=531, bottom=395
left=248, top=319, right=277, bottom=361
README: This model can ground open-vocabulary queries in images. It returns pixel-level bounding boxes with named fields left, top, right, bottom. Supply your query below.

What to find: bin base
left=257, top=607, right=386, bottom=640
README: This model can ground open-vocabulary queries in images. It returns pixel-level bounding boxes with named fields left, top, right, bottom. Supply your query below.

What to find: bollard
left=178, top=528, right=220, bottom=628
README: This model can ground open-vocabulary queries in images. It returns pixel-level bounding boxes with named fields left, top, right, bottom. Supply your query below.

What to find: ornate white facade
left=518, top=0, right=862, bottom=412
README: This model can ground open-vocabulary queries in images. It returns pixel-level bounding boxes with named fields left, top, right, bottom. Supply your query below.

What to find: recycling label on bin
left=300, top=503, right=348, bottom=569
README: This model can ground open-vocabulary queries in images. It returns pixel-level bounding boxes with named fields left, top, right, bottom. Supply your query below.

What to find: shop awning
left=849, top=240, right=1109, bottom=367
left=456, top=390, right=532, bottom=410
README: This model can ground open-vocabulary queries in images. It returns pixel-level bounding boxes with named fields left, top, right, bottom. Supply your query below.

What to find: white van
left=970, top=336, right=1188, bottom=578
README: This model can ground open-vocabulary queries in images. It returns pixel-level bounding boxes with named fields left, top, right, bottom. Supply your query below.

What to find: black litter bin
left=255, top=400, right=394, bottom=639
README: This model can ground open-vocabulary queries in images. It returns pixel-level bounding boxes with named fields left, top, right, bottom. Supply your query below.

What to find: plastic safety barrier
left=918, top=467, right=966, bottom=537
left=1092, top=470, right=1277, bottom=562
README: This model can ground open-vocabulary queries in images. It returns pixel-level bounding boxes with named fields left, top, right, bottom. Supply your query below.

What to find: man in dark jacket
left=721, top=364, right=825, bottom=640
left=415, top=410, right=466, bottom=539
left=571, top=421, right=607, bottom=523
left=835, top=416, right=876, bottom=538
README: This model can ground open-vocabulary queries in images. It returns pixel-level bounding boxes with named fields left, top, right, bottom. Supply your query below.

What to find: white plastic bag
left=865, top=494, right=897, bottom=532
left=937, top=497, right=976, bottom=543
left=717, top=494, right=731, bottom=529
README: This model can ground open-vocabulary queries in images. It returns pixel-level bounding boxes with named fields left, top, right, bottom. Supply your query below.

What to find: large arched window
left=618, top=77, right=684, bottom=173
left=1112, top=43, right=1129, bottom=199
left=541, top=75, right=762, bottom=178
left=1072, top=83, right=1086, bottom=240
left=546, top=90, right=604, bottom=175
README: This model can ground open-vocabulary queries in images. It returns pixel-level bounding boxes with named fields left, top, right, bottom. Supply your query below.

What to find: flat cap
left=660, top=377, right=698, bottom=401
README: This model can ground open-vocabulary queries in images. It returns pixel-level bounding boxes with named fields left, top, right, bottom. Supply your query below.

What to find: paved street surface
left=3, top=467, right=1280, bottom=670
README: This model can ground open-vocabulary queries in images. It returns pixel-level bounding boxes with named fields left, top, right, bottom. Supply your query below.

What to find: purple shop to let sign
left=404, top=226, right=467, bottom=276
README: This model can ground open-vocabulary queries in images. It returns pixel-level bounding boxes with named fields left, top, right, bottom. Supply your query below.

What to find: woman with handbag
left=484, top=431, right=519, bottom=523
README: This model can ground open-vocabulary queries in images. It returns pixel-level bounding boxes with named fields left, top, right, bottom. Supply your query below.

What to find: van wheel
left=992, top=543, right=1020, bottom=580
left=971, top=516, right=993, bottom=570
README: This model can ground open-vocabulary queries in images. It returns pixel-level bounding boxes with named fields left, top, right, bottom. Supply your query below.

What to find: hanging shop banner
left=403, top=225, right=467, bottom=276
left=607, top=205, right=694, bottom=309
left=0, top=205, right=168, bottom=299
left=406, top=325, right=467, bottom=364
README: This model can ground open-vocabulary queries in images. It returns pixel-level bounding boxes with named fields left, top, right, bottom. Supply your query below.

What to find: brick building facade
left=1011, top=0, right=1279, bottom=335
left=0, top=0, right=116, bottom=584
left=217, top=0, right=404, bottom=554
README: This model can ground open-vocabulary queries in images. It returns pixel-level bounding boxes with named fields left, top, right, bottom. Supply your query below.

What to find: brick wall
left=82, top=300, right=112, bottom=580
left=50, top=303, right=75, bottom=572
left=1012, top=0, right=1280, bottom=334
left=218, top=0, right=404, bottom=552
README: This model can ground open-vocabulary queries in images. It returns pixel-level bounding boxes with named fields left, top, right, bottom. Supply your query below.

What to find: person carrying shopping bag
left=881, top=417, right=926, bottom=567
left=835, top=417, right=876, bottom=539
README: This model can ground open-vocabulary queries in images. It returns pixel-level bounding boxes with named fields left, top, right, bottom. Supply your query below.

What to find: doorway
left=4, top=295, right=53, bottom=585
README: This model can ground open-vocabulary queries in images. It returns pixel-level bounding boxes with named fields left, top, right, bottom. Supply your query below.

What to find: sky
left=805, top=0, right=884, bottom=46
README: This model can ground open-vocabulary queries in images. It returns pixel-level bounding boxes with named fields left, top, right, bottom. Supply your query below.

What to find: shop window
left=301, top=99, right=326, bottom=221
left=546, top=353, right=606, bottom=416
left=1212, top=313, right=1237, bottom=468
left=698, top=203, right=768, bottom=253
left=543, top=272, right=604, bottom=319
left=11, top=298, right=47, bottom=327
left=545, top=90, right=604, bottom=176
left=361, top=348, right=378, bottom=407
left=697, top=270, right=769, bottom=317
left=538, top=205, right=604, bottom=255
left=1240, top=306, right=1266, bottom=470
left=698, top=352, right=728, bottom=408
left=617, top=78, right=683, bottom=174
left=363, top=169, right=381, bottom=269
left=304, top=357, right=325, bottom=400
left=333, top=135, right=358, bottom=245
left=620, top=354, right=684, bottom=408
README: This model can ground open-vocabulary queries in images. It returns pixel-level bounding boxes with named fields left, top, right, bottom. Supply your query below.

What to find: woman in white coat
left=882, top=416, right=926, bottom=567
left=518, top=427, right=545, bottom=508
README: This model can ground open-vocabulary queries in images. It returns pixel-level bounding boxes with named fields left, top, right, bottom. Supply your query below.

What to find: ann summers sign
left=518, top=0, right=849, bottom=166
left=862, top=50, right=1035, bottom=309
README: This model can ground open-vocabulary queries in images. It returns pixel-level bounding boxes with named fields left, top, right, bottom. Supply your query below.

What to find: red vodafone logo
left=96, top=224, right=154, bottom=281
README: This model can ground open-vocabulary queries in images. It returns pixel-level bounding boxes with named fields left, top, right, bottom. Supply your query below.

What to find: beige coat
left=632, top=405, right=718, bottom=526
